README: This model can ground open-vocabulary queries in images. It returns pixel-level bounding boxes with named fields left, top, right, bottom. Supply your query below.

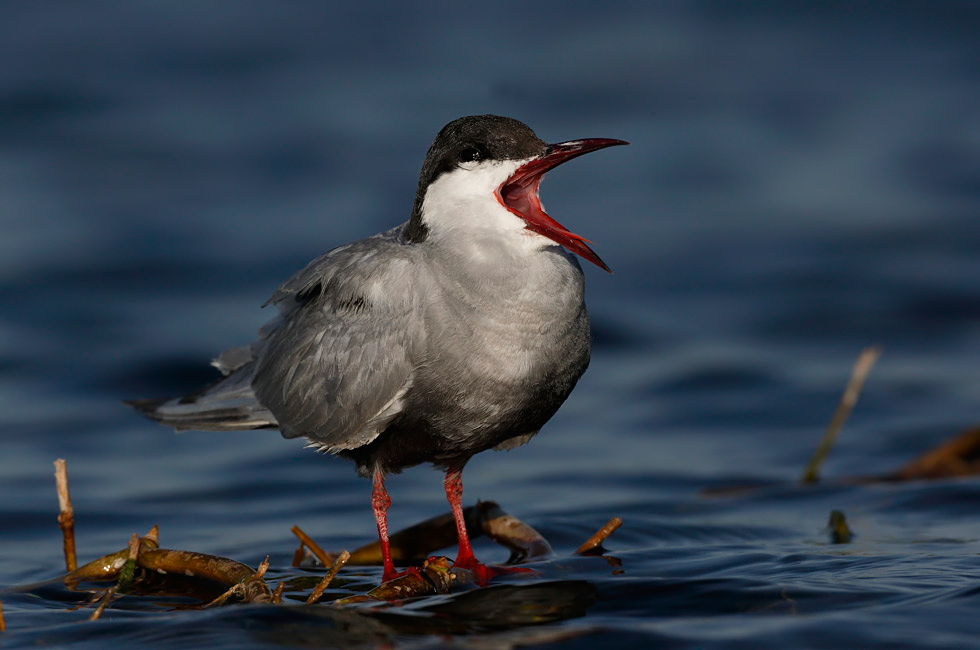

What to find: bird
left=128, top=115, right=627, bottom=583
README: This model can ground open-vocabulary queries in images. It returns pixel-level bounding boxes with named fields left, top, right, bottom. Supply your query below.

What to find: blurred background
left=1, top=1, right=979, bottom=646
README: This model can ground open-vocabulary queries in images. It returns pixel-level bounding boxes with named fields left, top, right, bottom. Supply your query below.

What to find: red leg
left=444, top=466, right=532, bottom=584
left=372, top=468, right=421, bottom=583
left=444, top=466, right=478, bottom=569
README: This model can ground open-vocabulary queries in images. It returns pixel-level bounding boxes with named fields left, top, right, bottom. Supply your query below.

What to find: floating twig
left=88, top=585, right=117, bottom=621
left=291, top=525, right=336, bottom=567
left=253, top=556, right=270, bottom=581
left=271, top=582, right=285, bottom=604
left=203, top=556, right=271, bottom=608
left=575, top=517, right=623, bottom=556
left=306, top=550, right=350, bottom=604
left=202, top=582, right=240, bottom=608
left=54, top=459, right=77, bottom=572
left=802, top=346, right=882, bottom=483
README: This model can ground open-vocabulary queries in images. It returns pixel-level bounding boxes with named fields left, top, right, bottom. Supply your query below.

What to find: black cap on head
left=405, top=115, right=547, bottom=243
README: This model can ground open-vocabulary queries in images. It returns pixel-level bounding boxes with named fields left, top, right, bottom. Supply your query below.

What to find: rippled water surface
left=2, top=2, right=980, bottom=648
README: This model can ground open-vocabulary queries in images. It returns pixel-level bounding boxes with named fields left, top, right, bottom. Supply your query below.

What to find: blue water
left=2, top=1, right=980, bottom=647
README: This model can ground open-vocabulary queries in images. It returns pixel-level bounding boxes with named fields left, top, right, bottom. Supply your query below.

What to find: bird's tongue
left=498, top=138, right=626, bottom=273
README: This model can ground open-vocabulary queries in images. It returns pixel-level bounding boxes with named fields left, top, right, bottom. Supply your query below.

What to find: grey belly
left=341, top=315, right=591, bottom=475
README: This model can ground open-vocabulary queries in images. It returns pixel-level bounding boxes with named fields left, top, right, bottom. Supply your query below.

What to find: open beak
left=497, top=138, right=628, bottom=272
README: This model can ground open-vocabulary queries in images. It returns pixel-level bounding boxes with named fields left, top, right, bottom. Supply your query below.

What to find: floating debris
left=828, top=510, right=853, bottom=544
left=40, top=458, right=623, bottom=616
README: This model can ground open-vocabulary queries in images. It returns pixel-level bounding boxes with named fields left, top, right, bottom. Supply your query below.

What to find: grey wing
left=251, top=230, right=419, bottom=452
left=263, top=225, right=405, bottom=308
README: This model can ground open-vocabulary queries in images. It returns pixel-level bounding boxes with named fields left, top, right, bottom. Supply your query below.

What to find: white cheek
left=418, top=158, right=564, bottom=263
left=420, top=160, right=530, bottom=236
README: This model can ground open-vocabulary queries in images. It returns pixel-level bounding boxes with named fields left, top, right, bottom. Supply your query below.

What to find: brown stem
left=54, top=459, right=77, bottom=572
left=291, top=525, right=336, bottom=567
left=802, top=346, right=881, bottom=483
left=306, top=550, right=350, bottom=604
left=271, top=582, right=285, bottom=604
left=575, top=517, right=623, bottom=555
left=87, top=586, right=117, bottom=621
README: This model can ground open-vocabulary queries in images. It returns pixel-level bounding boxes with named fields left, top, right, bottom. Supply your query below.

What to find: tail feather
left=126, top=362, right=278, bottom=432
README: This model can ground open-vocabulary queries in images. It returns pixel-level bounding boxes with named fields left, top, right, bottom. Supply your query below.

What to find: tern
left=129, top=115, right=627, bottom=582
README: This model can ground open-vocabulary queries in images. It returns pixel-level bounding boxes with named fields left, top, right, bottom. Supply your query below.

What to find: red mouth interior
left=497, top=163, right=610, bottom=272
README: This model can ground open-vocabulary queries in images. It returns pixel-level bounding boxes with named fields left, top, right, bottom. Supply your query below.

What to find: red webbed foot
left=450, top=555, right=535, bottom=585
left=381, top=565, right=424, bottom=584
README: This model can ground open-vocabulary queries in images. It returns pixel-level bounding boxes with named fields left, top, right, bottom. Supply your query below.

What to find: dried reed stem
left=88, top=586, right=117, bottom=621
left=291, top=525, right=335, bottom=567
left=54, top=459, right=77, bottom=572
left=306, top=550, right=350, bottom=604
left=802, top=346, right=881, bottom=483
left=272, top=582, right=285, bottom=604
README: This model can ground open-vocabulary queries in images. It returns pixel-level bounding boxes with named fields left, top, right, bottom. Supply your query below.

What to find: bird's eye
left=458, top=147, right=485, bottom=163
